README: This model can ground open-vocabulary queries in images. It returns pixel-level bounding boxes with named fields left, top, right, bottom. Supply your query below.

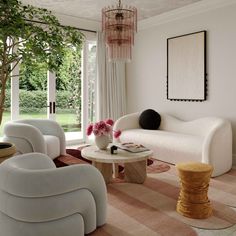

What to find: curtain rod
left=26, top=19, right=97, bottom=33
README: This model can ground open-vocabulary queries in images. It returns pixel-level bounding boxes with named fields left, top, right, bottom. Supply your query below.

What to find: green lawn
left=0, top=112, right=81, bottom=136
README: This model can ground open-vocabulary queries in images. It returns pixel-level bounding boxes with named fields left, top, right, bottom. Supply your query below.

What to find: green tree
left=56, top=46, right=82, bottom=124
left=19, top=62, right=47, bottom=90
left=18, top=46, right=82, bottom=126
left=19, top=47, right=81, bottom=92
left=0, top=0, right=83, bottom=124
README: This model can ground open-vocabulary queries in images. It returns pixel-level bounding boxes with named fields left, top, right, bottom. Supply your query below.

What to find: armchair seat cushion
left=44, top=135, right=60, bottom=159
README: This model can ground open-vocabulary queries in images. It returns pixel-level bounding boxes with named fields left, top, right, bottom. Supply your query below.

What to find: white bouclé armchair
left=0, top=153, right=107, bottom=236
left=3, top=119, right=66, bottom=159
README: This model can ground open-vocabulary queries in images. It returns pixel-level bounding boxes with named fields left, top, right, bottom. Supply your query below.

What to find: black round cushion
left=139, top=109, right=161, bottom=130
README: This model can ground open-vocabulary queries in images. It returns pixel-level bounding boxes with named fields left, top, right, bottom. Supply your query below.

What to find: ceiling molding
left=53, top=12, right=100, bottom=32
left=139, top=0, right=236, bottom=31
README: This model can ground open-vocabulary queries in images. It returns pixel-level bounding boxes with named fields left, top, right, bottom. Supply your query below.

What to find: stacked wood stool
left=176, top=162, right=213, bottom=219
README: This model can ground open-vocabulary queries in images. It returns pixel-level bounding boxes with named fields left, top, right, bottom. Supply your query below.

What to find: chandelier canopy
left=102, top=0, right=137, bottom=62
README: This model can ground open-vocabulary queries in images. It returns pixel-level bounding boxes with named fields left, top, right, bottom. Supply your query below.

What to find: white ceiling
left=21, top=0, right=202, bottom=22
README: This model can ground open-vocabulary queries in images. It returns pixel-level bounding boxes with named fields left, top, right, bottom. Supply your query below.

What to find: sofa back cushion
left=159, top=114, right=224, bottom=137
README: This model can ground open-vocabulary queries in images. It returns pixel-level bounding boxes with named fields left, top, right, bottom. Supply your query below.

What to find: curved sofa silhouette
left=114, top=112, right=232, bottom=177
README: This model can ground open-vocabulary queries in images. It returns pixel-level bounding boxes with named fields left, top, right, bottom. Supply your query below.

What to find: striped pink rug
left=90, top=163, right=236, bottom=235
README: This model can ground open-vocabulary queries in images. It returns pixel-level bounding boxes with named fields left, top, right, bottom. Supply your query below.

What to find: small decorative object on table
left=87, top=119, right=121, bottom=150
left=110, top=145, right=118, bottom=154
left=116, top=142, right=149, bottom=153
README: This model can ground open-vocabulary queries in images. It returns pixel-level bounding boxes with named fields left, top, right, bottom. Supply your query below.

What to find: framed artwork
left=167, top=30, right=207, bottom=101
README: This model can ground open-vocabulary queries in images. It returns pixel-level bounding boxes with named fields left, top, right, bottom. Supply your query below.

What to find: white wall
left=126, top=3, right=236, bottom=156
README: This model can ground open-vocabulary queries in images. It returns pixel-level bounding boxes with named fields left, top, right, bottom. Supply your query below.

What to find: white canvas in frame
left=167, top=31, right=206, bottom=101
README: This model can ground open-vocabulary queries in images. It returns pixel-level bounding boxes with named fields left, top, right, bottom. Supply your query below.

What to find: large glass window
left=1, top=39, right=97, bottom=145
left=19, top=61, right=47, bottom=119
left=55, top=46, right=83, bottom=141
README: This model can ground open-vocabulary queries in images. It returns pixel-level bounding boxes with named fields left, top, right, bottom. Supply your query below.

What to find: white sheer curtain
left=97, top=32, right=126, bottom=121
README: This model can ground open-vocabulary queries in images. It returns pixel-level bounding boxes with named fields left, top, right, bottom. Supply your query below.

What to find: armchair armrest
left=3, top=122, right=46, bottom=154
left=0, top=157, right=106, bottom=199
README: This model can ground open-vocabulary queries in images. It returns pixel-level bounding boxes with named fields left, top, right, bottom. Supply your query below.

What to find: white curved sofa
left=114, top=112, right=232, bottom=177
left=0, top=153, right=107, bottom=236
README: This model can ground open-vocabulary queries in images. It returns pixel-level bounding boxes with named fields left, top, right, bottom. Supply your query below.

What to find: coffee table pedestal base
left=93, top=162, right=113, bottom=184
left=125, top=160, right=147, bottom=184
left=82, top=146, right=152, bottom=185
left=93, top=160, right=147, bottom=184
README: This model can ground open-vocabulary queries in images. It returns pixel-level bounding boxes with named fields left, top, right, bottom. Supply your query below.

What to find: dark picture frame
left=167, top=30, right=207, bottom=102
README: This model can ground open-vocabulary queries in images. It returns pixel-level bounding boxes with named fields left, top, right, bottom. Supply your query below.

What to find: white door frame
left=82, top=41, right=89, bottom=144
left=47, top=71, right=56, bottom=120
left=11, top=63, right=20, bottom=120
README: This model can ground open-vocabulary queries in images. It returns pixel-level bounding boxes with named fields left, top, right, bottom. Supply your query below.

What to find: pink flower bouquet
left=86, top=119, right=121, bottom=139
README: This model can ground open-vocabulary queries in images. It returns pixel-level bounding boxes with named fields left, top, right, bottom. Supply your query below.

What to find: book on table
left=115, top=143, right=149, bottom=153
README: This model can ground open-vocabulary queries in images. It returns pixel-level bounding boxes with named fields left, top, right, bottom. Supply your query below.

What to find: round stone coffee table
left=81, top=145, right=153, bottom=184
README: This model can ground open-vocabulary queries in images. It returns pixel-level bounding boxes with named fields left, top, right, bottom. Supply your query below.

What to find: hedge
left=4, top=89, right=80, bottom=113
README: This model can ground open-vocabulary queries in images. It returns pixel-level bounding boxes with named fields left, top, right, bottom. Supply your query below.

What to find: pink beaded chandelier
left=102, top=0, right=137, bottom=62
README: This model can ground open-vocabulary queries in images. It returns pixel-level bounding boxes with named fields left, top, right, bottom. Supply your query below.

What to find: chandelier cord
left=118, top=0, right=121, bottom=8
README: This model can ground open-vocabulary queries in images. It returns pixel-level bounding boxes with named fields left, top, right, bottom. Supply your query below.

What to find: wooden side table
left=81, top=146, right=153, bottom=184
left=176, top=162, right=213, bottom=219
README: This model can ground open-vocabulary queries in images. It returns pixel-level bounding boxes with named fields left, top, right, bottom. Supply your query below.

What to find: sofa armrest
left=114, top=112, right=140, bottom=131
left=3, top=122, right=46, bottom=154
left=202, top=119, right=232, bottom=177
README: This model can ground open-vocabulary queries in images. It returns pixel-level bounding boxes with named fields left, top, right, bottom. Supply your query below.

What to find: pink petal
left=86, top=124, right=93, bottom=136
left=114, top=130, right=121, bottom=138
left=105, top=119, right=114, bottom=126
